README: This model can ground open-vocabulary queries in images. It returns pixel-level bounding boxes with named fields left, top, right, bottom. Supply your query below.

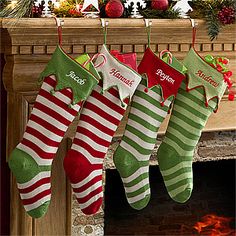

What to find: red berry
left=218, top=6, right=235, bottom=25
left=69, top=8, right=81, bottom=16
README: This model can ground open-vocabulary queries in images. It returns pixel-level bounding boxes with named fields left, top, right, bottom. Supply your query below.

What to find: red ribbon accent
left=110, top=50, right=124, bottom=63
left=223, top=72, right=235, bottom=101
left=110, top=50, right=137, bottom=71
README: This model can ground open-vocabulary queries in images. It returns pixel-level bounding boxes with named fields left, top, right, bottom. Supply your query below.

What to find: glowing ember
left=193, top=214, right=236, bottom=236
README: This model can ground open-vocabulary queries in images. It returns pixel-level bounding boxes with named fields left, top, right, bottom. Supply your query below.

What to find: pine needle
left=189, top=0, right=235, bottom=41
left=140, top=5, right=181, bottom=19
left=0, top=0, right=33, bottom=18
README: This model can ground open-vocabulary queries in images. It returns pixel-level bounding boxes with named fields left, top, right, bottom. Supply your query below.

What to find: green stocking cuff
left=183, top=48, right=227, bottom=110
left=39, top=46, right=100, bottom=105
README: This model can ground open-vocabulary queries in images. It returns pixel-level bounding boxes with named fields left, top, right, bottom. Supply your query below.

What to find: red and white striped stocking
left=8, top=45, right=99, bottom=218
left=64, top=45, right=142, bottom=215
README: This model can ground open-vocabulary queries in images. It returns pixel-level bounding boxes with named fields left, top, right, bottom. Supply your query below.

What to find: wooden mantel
left=1, top=18, right=236, bottom=136
left=1, top=18, right=236, bottom=236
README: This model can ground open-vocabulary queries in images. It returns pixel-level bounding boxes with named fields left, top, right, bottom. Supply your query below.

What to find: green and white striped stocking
left=114, top=48, right=186, bottom=210
left=114, top=79, right=172, bottom=209
left=157, top=48, right=228, bottom=203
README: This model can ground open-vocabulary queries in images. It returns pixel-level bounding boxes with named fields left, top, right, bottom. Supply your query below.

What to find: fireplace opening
left=104, top=160, right=235, bottom=235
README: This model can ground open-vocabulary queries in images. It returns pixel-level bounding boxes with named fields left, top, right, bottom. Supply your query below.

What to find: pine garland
left=205, top=5, right=221, bottom=41
left=0, top=0, right=34, bottom=18
left=52, top=0, right=81, bottom=17
left=0, top=0, right=8, bottom=11
left=0, top=0, right=234, bottom=42
left=189, top=0, right=236, bottom=41
left=140, top=4, right=180, bottom=19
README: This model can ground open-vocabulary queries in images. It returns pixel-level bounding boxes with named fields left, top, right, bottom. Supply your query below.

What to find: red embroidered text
left=195, top=70, right=219, bottom=88
left=110, top=69, right=134, bottom=87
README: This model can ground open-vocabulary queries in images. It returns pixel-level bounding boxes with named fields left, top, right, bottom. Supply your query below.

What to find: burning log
left=193, top=214, right=236, bottom=236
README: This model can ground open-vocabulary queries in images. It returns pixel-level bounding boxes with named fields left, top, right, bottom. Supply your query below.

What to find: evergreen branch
left=206, top=5, right=220, bottom=40
left=189, top=0, right=235, bottom=40
left=140, top=5, right=181, bottom=19
left=0, top=0, right=34, bottom=18
left=206, top=17, right=221, bottom=41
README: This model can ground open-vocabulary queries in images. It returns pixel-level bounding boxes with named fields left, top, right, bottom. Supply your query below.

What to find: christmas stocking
left=157, top=46, right=229, bottom=203
left=8, top=46, right=100, bottom=218
left=113, top=48, right=186, bottom=210
left=64, top=44, right=142, bottom=215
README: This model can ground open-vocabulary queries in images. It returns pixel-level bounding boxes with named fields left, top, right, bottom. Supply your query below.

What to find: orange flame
left=193, top=214, right=236, bottom=236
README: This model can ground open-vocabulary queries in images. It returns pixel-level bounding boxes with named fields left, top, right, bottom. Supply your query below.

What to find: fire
left=193, top=214, right=236, bottom=236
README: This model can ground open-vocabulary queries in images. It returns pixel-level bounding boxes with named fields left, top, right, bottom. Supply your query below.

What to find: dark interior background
left=0, top=53, right=10, bottom=236
left=105, top=160, right=236, bottom=235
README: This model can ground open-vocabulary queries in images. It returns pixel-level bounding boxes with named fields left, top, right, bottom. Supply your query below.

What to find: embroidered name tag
left=156, top=69, right=175, bottom=85
left=66, top=71, right=86, bottom=85
left=195, top=70, right=219, bottom=88
left=110, top=68, right=134, bottom=88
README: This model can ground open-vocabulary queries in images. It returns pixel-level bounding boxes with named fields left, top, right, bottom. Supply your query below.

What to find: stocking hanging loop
left=101, top=18, right=109, bottom=45
left=144, top=19, right=152, bottom=48
left=189, top=18, right=198, bottom=48
left=53, top=17, right=64, bottom=46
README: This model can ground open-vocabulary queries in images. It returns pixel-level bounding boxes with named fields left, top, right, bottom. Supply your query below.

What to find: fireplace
left=104, top=159, right=235, bottom=235
left=1, top=19, right=236, bottom=235
left=104, top=131, right=236, bottom=236
left=70, top=131, right=236, bottom=236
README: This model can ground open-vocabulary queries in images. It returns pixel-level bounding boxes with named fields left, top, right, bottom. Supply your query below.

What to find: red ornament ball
left=105, top=0, right=124, bottom=18
left=151, top=0, right=169, bottom=11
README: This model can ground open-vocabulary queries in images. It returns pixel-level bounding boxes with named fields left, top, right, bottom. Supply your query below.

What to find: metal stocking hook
left=144, top=18, right=152, bottom=28
left=101, top=18, right=109, bottom=29
left=189, top=18, right=198, bottom=28
left=54, top=17, right=64, bottom=28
